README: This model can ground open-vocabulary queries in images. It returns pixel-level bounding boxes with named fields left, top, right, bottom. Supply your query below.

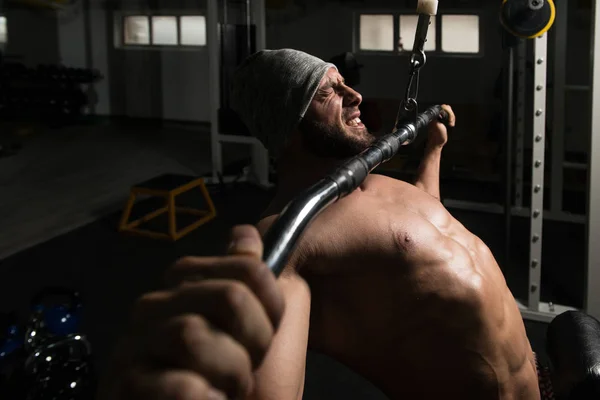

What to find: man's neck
left=266, top=150, right=343, bottom=215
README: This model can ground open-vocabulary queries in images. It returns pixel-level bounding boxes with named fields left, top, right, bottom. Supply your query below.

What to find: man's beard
left=298, top=118, right=376, bottom=159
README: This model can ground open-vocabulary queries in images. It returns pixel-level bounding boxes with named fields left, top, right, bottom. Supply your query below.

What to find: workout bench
left=119, top=174, right=217, bottom=241
left=546, top=311, right=600, bottom=399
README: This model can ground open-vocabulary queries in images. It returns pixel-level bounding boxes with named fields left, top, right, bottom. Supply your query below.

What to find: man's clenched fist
left=97, top=225, right=285, bottom=400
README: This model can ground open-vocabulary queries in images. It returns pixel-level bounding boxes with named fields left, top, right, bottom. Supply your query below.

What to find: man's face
left=298, top=67, right=376, bottom=159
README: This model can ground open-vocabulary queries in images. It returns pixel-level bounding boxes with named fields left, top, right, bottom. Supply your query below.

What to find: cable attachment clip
left=395, top=50, right=425, bottom=131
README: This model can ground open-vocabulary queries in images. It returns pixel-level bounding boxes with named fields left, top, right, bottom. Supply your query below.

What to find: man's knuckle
left=132, top=291, right=165, bottom=316
left=160, top=373, right=208, bottom=400
left=214, top=334, right=253, bottom=393
left=171, top=256, right=201, bottom=272
left=134, top=291, right=158, bottom=306
left=173, top=315, right=211, bottom=350
left=223, top=281, right=253, bottom=312
left=253, top=325, right=274, bottom=359
left=244, top=258, right=271, bottom=287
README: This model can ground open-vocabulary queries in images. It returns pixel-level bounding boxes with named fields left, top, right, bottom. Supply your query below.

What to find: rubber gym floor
left=0, top=123, right=577, bottom=399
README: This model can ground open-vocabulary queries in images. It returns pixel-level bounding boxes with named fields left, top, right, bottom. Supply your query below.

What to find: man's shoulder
left=363, top=172, right=412, bottom=188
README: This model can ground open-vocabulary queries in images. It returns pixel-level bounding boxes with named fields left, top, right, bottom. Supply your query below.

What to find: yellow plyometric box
left=119, top=174, right=217, bottom=241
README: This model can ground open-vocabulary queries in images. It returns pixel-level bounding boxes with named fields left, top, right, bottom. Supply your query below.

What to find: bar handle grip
left=438, top=108, right=450, bottom=125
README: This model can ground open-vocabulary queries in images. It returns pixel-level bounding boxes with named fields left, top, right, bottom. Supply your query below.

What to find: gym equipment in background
left=441, top=0, right=585, bottom=323
left=0, top=62, right=102, bottom=126
left=499, top=0, right=558, bottom=321
left=0, top=312, right=26, bottom=399
left=0, top=288, right=94, bottom=399
left=28, top=287, right=84, bottom=344
left=119, top=174, right=217, bottom=241
left=218, top=7, right=257, bottom=137
left=207, top=0, right=271, bottom=188
left=500, top=0, right=556, bottom=39
left=23, top=287, right=94, bottom=400
left=546, top=311, right=600, bottom=399
left=262, top=0, right=443, bottom=276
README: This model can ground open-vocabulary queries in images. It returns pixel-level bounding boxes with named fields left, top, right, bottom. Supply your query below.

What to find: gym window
left=359, top=14, right=395, bottom=51
left=0, top=16, right=7, bottom=44
left=121, top=14, right=206, bottom=48
left=357, top=13, right=480, bottom=55
left=441, top=15, right=479, bottom=54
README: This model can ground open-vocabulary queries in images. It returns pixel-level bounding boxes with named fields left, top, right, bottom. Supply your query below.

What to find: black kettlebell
left=0, top=312, right=26, bottom=397
left=23, top=334, right=93, bottom=400
left=0, top=312, right=23, bottom=359
left=29, top=287, right=83, bottom=343
left=24, top=288, right=93, bottom=400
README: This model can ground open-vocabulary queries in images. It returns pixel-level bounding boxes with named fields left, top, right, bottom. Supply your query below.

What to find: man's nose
left=343, top=86, right=362, bottom=107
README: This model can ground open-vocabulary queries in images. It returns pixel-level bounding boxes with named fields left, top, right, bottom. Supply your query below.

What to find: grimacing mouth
left=345, top=116, right=362, bottom=127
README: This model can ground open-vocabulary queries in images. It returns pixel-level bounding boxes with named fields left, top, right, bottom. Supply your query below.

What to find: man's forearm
left=414, top=145, right=442, bottom=200
left=248, top=274, right=310, bottom=400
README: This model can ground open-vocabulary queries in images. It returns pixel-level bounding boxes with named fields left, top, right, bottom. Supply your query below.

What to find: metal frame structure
left=443, top=1, right=582, bottom=225
left=207, top=0, right=271, bottom=188
left=516, top=32, right=574, bottom=322
left=587, top=0, right=600, bottom=321
left=550, top=0, right=567, bottom=215
left=445, top=1, right=600, bottom=322
left=514, top=42, right=526, bottom=210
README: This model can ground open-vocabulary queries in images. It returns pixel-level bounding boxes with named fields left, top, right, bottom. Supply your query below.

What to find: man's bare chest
left=299, top=182, right=453, bottom=271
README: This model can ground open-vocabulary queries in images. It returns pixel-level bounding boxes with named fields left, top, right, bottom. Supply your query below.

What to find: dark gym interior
left=1, top=0, right=598, bottom=399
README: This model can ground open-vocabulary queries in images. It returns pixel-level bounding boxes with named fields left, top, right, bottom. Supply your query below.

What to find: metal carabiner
left=395, top=97, right=418, bottom=132
left=410, top=49, right=426, bottom=71
left=404, top=69, right=420, bottom=106
left=406, top=49, right=425, bottom=101
left=394, top=50, right=424, bottom=130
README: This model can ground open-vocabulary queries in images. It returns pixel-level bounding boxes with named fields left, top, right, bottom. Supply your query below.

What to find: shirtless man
left=230, top=49, right=542, bottom=399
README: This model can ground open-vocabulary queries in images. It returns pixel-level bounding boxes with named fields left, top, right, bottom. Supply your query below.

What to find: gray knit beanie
left=230, top=49, right=336, bottom=158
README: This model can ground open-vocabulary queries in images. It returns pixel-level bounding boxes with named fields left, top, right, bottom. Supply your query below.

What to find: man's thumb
left=227, top=224, right=263, bottom=259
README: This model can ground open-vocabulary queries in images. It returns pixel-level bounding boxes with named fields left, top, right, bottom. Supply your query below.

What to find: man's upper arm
left=249, top=271, right=311, bottom=400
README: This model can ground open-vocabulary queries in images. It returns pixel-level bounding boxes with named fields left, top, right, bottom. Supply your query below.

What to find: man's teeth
left=347, top=117, right=361, bottom=126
